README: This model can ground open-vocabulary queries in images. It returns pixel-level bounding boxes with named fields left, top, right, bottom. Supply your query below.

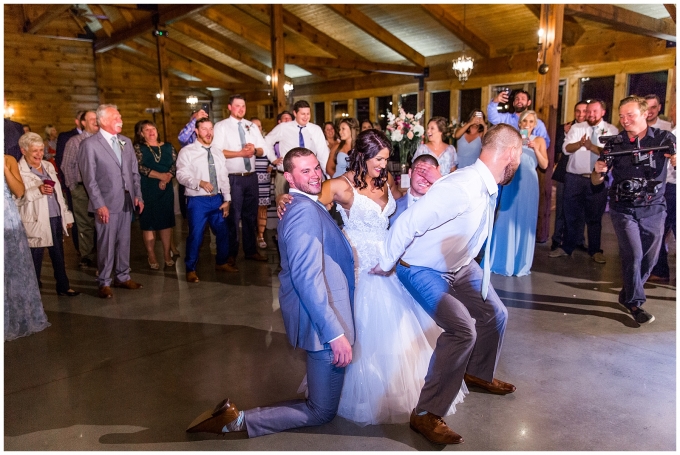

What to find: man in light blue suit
left=389, top=154, right=440, bottom=228
left=187, top=147, right=355, bottom=438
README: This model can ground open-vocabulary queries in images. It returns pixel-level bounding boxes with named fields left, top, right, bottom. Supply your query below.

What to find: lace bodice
left=338, top=183, right=396, bottom=273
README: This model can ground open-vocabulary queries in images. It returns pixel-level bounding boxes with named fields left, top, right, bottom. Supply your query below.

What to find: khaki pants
left=70, top=184, right=96, bottom=262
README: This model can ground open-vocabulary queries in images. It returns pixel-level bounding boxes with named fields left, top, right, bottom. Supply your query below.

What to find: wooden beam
left=89, top=5, right=114, bottom=37
left=526, top=4, right=585, bottom=47
left=94, top=4, right=210, bottom=53
left=534, top=5, right=564, bottom=243
left=664, top=4, right=676, bottom=23
left=24, top=5, right=70, bottom=34
left=106, top=48, right=158, bottom=74
left=243, top=4, right=367, bottom=61
left=326, top=4, right=426, bottom=68
left=566, top=4, right=676, bottom=41
left=169, top=20, right=271, bottom=76
left=201, top=7, right=271, bottom=51
left=163, top=37, right=263, bottom=85
left=420, top=5, right=491, bottom=58
left=155, top=30, right=172, bottom=142
left=271, top=5, right=286, bottom=113
left=286, top=55, right=424, bottom=76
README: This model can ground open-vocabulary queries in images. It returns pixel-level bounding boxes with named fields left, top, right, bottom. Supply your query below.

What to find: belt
left=231, top=172, right=254, bottom=177
left=77, top=182, right=84, bottom=186
left=398, top=259, right=410, bottom=268
left=276, top=170, right=285, bottom=175
left=580, top=173, right=592, bottom=178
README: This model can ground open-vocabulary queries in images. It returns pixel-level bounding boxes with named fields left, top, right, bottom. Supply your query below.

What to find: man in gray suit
left=187, top=148, right=355, bottom=438
left=78, top=104, right=144, bottom=299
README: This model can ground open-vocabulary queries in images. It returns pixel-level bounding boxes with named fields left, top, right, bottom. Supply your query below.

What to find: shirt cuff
left=327, top=333, right=344, bottom=343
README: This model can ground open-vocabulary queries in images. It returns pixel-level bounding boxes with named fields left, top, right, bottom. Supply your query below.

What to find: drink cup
left=43, top=179, right=55, bottom=188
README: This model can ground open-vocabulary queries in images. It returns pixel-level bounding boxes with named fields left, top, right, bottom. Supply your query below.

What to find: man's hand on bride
left=276, top=194, right=293, bottom=219
left=369, top=264, right=391, bottom=276
left=329, top=335, right=352, bottom=367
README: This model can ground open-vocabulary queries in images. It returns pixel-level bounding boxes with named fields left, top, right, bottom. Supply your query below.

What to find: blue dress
left=456, top=134, right=482, bottom=168
left=4, top=181, right=50, bottom=341
left=333, top=151, right=349, bottom=178
left=485, top=138, right=539, bottom=276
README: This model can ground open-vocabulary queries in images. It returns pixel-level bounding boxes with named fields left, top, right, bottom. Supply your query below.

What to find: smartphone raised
left=201, top=103, right=210, bottom=115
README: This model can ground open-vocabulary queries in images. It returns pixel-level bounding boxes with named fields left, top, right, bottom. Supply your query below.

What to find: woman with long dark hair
left=279, top=129, right=466, bottom=425
left=326, top=117, right=359, bottom=178
left=454, top=109, right=487, bottom=168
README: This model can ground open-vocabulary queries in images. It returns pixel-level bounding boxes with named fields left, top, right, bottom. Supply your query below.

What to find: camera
left=615, top=178, right=661, bottom=201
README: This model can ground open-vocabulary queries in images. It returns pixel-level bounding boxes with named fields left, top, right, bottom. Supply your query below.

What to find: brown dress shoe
left=215, top=263, right=239, bottom=272
left=186, top=271, right=200, bottom=283
left=245, top=252, right=268, bottom=262
left=647, top=274, right=670, bottom=284
left=409, top=409, right=463, bottom=444
left=187, top=398, right=242, bottom=434
left=464, top=373, right=516, bottom=395
left=226, top=257, right=236, bottom=267
left=98, top=286, right=113, bottom=299
left=113, top=279, right=143, bottom=290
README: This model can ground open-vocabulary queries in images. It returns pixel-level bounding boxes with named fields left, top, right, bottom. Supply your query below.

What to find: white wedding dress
left=334, top=182, right=467, bottom=426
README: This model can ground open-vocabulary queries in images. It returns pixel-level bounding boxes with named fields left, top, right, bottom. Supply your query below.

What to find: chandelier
left=186, top=95, right=198, bottom=105
left=452, top=5, right=474, bottom=85
left=283, top=82, right=294, bottom=96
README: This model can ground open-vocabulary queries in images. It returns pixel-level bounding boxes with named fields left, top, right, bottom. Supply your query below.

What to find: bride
left=280, top=129, right=466, bottom=425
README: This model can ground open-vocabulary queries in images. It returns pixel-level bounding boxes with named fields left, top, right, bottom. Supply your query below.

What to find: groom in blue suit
left=187, top=148, right=355, bottom=438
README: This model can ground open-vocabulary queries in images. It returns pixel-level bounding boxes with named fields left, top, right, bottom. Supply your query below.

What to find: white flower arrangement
left=385, top=104, right=425, bottom=164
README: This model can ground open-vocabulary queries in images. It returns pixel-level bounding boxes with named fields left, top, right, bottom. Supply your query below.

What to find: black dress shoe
left=57, top=290, right=81, bottom=297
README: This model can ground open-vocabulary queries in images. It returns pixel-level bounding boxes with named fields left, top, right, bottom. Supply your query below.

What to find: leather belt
left=231, top=172, right=254, bottom=177
left=276, top=170, right=285, bottom=175
left=398, top=259, right=410, bottom=268
left=580, top=173, right=592, bottom=178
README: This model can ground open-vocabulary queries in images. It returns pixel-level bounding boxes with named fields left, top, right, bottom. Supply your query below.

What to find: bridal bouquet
left=385, top=105, right=425, bottom=165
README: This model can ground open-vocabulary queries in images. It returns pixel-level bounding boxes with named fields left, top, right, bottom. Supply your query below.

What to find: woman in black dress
left=134, top=120, right=177, bottom=269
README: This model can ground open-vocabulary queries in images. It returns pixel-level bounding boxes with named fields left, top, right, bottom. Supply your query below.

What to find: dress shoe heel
left=148, top=257, right=160, bottom=270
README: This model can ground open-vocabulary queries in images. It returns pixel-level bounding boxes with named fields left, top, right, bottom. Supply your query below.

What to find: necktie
left=205, top=146, right=219, bottom=195
left=481, top=192, right=498, bottom=300
left=591, top=125, right=599, bottom=143
left=238, top=121, right=252, bottom=172
left=589, top=125, right=600, bottom=170
left=298, top=125, right=305, bottom=148
left=110, top=136, right=122, bottom=164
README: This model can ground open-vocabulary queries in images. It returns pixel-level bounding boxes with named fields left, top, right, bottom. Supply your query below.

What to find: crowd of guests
left=3, top=88, right=675, bottom=341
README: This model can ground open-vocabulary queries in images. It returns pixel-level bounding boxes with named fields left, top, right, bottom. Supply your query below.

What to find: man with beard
left=371, top=124, right=520, bottom=444
left=487, top=89, right=550, bottom=147
left=550, top=99, right=618, bottom=263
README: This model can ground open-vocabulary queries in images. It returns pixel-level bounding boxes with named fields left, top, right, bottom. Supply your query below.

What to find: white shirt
left=265, top=120, right=330, bottom=175
left=176, top=140, right=231, bottom=201
left=289, top=188, right=318, bottom=202
left=650, top=118, right=673, bottom=132
left=99, top=128, right=121, bottom=149
left=212, top=116, right=273, bottom=173
left=563, top=120, right=618, bottom=175
left=380, top=159, right=498, bottom=273
left=407, top=190, right=419, bottom=208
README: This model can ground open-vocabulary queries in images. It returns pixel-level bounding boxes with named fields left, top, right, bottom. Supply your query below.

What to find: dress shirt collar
left=472, top=159, right=499, bottom=197
left=76, top=127, right=82, bottom=134
left=294, top=120, right=307, bottom=129
left=100, top=128, right=117, bottom=144
left=290, top=188, right=319, bottom=202
left=407, top=190, right=419, bottom=207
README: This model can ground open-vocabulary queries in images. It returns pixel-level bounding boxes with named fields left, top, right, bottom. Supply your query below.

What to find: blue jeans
left=244, top=348, right=345, bottom=437
left=185, top=195, right=229, bottom=272
left=651, top=183, right=676, bottom=278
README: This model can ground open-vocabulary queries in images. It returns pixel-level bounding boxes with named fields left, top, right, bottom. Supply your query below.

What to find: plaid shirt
left=61, top=131, right=93, bottom=190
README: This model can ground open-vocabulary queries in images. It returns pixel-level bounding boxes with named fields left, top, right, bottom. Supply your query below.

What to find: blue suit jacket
left=277, top=195, right=355, bottom=351
left=388, top=194, right=409, bottom=228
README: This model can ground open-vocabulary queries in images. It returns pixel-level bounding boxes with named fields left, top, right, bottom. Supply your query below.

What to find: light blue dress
left=484, top=137, right=539, bottom=276
left=333, top=151, right=349, bottom=178
left=456, top=134, right=482, bottom=168
left=4, top=181, right=50, bottom=341
left=413, top=143, right=457, bottom=175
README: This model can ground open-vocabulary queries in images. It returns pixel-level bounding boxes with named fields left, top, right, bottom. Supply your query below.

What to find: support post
left=534, top=4, right=564, bottom=243
left=270, top=5, right=286, bottom=114
left=155, top=27, right=172, bottom=143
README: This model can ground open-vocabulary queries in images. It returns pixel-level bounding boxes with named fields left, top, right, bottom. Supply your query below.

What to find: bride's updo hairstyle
left=349, top=129, right=392, bottom=191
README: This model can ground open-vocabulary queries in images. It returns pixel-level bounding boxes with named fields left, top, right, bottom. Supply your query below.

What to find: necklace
left=148, top=143, right=162, bottom=163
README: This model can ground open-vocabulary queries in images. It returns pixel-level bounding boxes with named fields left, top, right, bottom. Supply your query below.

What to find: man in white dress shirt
left=644, top=94, right=672, bottom=132
left=265, top=100, right=330, bottom=198
left=176, top=118, right=237, bottom=283
left=212, top=94, right=271, bottom=265
left=549, top=99, right=618, bottom=263
left=371, top=124, right=520, bottom=445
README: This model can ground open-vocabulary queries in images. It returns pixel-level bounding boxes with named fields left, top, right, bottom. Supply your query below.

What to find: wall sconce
left=186, top=95, right=198, bottom=105
left=4, top=105, right=15, bottom=118
left=156, top=93, right=161, bottom=100
left=283, top=82, right=294, bottom=96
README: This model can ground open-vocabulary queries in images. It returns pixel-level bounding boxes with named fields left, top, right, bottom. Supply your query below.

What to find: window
left=580, top=76, right=615, bottom=123
left=400, top=93, right=418, bottom=114
left=314, top=102, right=325, bottom=125
left=264, top=104, right=274, bottom=120
left=628, top=71, right=668, bottom=110
left=355, top=98, right=369, bottom=122
left=376, top=96, right=393, bottom=130
left=332, top=101, right=348, bottom=120
left=431, top=91, right=451, bottom=120
left=460, top=88, right=482, bottom=123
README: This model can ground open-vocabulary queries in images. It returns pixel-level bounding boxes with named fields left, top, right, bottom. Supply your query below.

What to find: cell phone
left=201, top=103, right=210, bottom=115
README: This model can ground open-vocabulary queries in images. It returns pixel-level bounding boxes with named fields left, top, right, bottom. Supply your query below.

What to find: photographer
left=592, top=96, right=676, bottom=325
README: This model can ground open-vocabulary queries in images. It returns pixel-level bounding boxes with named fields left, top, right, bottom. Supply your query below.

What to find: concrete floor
left=4, top=214, right=676, bottom=451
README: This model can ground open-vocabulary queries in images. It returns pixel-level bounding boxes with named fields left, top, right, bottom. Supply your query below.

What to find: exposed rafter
left=565, top=4, right=676, bottom=42
left=420, top=5, right=491, bottom=58
left=201, top=8, right=271, bottom=51
left=664, top=4, right=676, bottom=23
left=23, top=5, right=71, bottom=34
left=326, top=4, right=425, bottom=68
left=88, top=5, right=114, bottom=37
left=526, top=4, right=585, bottom=47
left=94, top=4, right=210, bottom=53
left=286, top=55, right=425, bottom=76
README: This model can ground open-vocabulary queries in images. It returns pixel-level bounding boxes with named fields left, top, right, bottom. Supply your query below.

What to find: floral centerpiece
left=385, top=104, right=425, bottom=165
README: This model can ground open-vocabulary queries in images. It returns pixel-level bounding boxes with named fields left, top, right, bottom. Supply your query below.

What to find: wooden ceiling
left=10, top=4, right=677, bottom=91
